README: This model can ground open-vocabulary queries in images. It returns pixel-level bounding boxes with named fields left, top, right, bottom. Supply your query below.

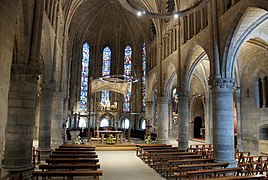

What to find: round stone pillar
left=177, top=91, right=189, bottom=149
left=156, top=97, right=170, bottom=144
left=38, top=84, right=53, bottom=160
left=145, top=101, right=153, bottom=135
left=3, top=65, right=38, bottom=173
left=210, top=78, right=236, bottom=167
left=51, top=92, right=65, bottom=149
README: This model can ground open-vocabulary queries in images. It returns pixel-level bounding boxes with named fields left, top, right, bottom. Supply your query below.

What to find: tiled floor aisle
left=97, top=151, right=166, bottom=180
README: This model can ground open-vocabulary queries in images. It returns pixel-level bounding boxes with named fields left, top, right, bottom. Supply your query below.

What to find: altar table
left=98, top=131, right=123, bottom=144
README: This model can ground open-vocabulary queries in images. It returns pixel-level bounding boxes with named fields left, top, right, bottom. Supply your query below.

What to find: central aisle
left=97, top=151, right=166, bottom=180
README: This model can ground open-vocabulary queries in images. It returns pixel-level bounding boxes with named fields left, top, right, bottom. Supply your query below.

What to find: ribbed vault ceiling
left=68, top=0, right=154, bottom=45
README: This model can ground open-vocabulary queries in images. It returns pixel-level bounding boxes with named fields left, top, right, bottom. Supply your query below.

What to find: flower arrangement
left=106, top=134, right=115, bottom=145
left=72, top=135, right=84, bottom=145
left=144, top=134, right=154, bottom=144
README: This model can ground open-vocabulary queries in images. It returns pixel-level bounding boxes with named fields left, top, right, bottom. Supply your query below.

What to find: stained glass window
left=172, top=88, right=178, bottom=126
left=123, top=46, right=132, bottom=112
left=80, top=42, right=90, bottom=111
left=101, top=47, right=111, bottom=108
left=122, top=118, right=130, bottom=129
left=142, top=42, right=146, bottom=111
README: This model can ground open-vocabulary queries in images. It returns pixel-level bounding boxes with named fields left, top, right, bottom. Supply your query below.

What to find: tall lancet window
left=123, top=45, right=132, bottom=112
left=101, top=46, right=111, bottom=108
left=142, top=42, right=146, bottom=111
left=80, top=42, right=90, bottom=111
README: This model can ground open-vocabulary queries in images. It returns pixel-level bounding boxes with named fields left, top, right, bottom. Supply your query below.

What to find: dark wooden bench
left=59, top=144, right=95, bottom=148
left=39, top=163, right=101, bottom=171
left=202, top=174, right=265, bottom=179
left=45, top=158, right=99, bottom=165
left=142, top=147, right=185, bottom=163
left=52, top=150, right=96, bottom=154
left=32, top=170, right=102, bottom=180
left=151, top=153, right=202, bottom=170
left=186, top=167, right=242, bottom=180
left=49, top=153, right=98, bottom=158
left=135, top=144, right=172, bottom=156
left=55, top=147, right=95, bottom=151
left=172, top=162, right=229, bottom=180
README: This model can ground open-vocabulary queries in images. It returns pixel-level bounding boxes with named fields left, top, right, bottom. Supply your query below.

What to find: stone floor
left=95, top=138, right=205, bottom=180
left=97, top=150, right=166, bottom=180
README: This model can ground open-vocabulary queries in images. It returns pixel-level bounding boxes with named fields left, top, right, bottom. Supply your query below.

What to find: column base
left=156, top=138, right=170, bottom=144
left=2, top=163, right=34, bottom=180
left=38, top=148, right=51, bottom=161
left=215, top=159, right=237, bottom=168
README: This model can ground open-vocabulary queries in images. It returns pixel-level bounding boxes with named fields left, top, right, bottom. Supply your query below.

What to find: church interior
left=1, top=0, right=268, bottom=179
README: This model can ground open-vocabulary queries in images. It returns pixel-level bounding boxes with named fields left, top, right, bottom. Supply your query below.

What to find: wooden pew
left=202, top=174, right=265, bottom=180
left=55, top=147, right=95, bottom=151
left=151, top=153, right=201, bottom=169
left=59, top=144, right=95, bottom=148
left=172, top=162, right=229, bottom=180
left=186, top=167, right=242, bottom=180
left=49, top=153, right=98, bottom=159
left=52, top=150, right=96, bottom=154
left=237, top=155, right=268, bottom=175
left=32, top=170, right=103, bottom=180
left=135, top=144, right=172, bottom=156
left=148, top=151, right=194, bottom=166
left=165, top=158, right=215, bottom=179
left=45, top=158, right=99, bottom=165
left=39, top=163, right=101, bottom=171
left=141, top=147, right=183, bottom=163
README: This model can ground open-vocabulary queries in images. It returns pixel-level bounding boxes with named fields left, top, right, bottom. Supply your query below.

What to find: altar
left=99, top=130, right=123, bottom=144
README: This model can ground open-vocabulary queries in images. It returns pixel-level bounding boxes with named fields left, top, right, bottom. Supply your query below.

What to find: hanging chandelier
left=118, top=0, right=209, bottom=19
left=99, top=74, right=139, bottom=84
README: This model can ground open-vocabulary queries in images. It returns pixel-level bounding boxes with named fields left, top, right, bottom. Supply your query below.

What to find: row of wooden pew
left=32, top=144, right=103, bottom=179
left=236, top=151, right=268, bottom=176
left=136, top=144, right=266, bottom=179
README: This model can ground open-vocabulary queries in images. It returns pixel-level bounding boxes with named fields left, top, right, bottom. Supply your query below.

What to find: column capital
left=145, top=101, right=153, bottom=106
left=209, top=78, right=236, bottom=91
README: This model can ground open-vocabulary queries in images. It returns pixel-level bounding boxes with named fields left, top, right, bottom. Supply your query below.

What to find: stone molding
left=209, top=78, right=236, bottom=91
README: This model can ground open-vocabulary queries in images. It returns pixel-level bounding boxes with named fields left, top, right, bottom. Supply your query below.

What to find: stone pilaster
left=177, top=90, right=190, bottom=149
left=210, top=78, right=236, bottom=167
left=156, top=97, right=169, bottom=144
left=51, top=92, right=65, bottom=149
left=145, top=101, right=153, bottom=135
left=3, top=64, right=38, bottom=172
left=38, top=84, right=53, bottom=160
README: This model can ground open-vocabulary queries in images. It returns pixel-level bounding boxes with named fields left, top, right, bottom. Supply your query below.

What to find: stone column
left=210, top=78, right=236, bottom=167
left=156, top=97, right=169, bottom=144
left=38, top=84, right=53, bottom=160
left=235, top=89, right=243, bottom=150
left=168, top=32, right=172, bottom=55
left=3, top=65, right=38, bottom=173
left=175, top=24, right=180, bottom=50
left=171, top=28, right=176, bottom=52
left=145, top=101, right=153, bottom=135
left=51, top=92, right=65, bottom=149
left=261, top=78, right=267, bottom=107
left=177, top=91, right=190, bottom=149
